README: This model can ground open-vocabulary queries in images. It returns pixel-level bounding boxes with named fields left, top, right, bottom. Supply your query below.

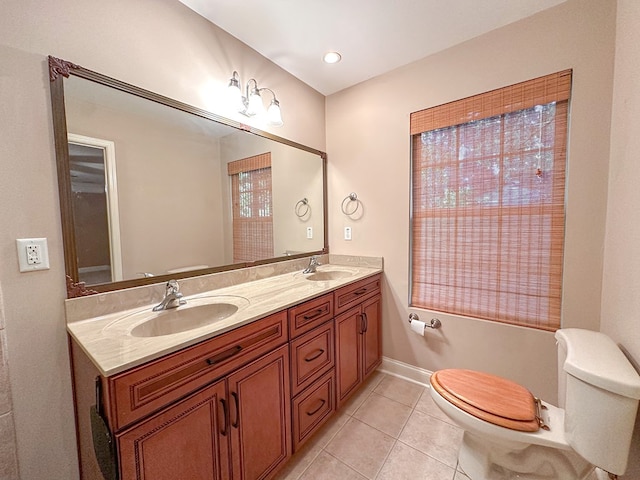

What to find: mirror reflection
left=55, top=66, right=325, bottom=290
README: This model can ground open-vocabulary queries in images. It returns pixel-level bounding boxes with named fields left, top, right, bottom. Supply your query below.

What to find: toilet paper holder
left=408, top=313, right=441, bottom=329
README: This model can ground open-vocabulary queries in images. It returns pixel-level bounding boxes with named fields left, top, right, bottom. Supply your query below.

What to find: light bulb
left=323, top=51, right=342, bottom=64
left=227, top=74, right=243, bottom=112
left=267, top=99, right=283, bottom=126
left=247, top=88, right=264, bottom=116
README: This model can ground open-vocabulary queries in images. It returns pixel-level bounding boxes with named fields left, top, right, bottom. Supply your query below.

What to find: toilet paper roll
left=410, top=319, right=426, bottom=336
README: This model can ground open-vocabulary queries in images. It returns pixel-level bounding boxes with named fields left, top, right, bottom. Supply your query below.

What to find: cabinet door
left=335, top=306, right=362, bottom=407
left=117, top=379, right=229, bottom=480
left=228, top=344, right=291, bottom=480
left=362, top=295, right=382, bottom=378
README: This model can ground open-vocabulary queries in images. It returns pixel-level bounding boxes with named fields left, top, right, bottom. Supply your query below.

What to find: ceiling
left=179, top=0, right=567, bottom=96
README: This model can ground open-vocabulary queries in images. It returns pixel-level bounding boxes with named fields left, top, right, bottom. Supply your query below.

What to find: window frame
left=409, top=70, right=572, bottom=331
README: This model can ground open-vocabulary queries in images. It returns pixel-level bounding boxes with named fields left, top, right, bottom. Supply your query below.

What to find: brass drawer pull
left=231, top=392, right=240, bottom=428
left=304, top=349, right=325, bottom=362
left=306, top=399, right=326, bottom=416
left=219, top=398, right=228, bottom=436
left=358, top=313, right=368, bottom=335
left=206, top=345, right=242, bottom=366
left=353, top=288, right=367, bottom=296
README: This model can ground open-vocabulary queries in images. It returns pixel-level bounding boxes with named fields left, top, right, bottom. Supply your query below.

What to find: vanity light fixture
left=323, top=51, right=342, bottom=64
left=227, top=71, right=283, bottom=126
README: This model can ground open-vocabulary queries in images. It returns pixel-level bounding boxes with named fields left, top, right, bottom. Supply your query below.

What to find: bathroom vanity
left=48, top=56, right=382, bottom=480
left=67, top=257, right=382, bottom=480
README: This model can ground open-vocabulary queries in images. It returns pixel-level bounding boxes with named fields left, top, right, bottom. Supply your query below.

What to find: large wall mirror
left=49, top=56, right=327, bottom=297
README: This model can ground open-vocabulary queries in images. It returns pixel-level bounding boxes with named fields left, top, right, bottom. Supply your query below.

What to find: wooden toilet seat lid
left=431, top=369, right=540, bottom=432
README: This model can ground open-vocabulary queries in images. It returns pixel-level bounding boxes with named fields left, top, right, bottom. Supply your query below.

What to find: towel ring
left=295, top=198, right=310, bottom=217
left=341, top=192, right=360, bottom=215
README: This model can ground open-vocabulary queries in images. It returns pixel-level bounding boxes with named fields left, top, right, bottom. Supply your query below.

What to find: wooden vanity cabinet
left=288, top=293, right=336, bottom=451
left=105, top=312, right=288, bottom=432
left=334, top=275, right=382, bottom=408
left=72, top=273, right=383, bottom=480
left=84, top=311, right=291, bottom=480
left=117, top=379, right=229, bottom=480
left=116, top=345, right=291, bottom=480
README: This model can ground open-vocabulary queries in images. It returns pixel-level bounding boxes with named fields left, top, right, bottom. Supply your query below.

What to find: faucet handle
left=166, top=279, right=180, bottom=295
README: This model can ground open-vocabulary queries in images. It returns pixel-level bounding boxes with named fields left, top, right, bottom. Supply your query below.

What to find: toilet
left=430, top=329, right=640, bottom=479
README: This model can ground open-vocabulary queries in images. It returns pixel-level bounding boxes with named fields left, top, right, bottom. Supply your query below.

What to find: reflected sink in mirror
left=102, top=295, right=249, bottom=338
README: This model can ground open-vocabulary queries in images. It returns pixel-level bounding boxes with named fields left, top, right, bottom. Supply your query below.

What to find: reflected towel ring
left=341, top=192, right=360, bottom=215
left=295, top=198, right=310, bottom=217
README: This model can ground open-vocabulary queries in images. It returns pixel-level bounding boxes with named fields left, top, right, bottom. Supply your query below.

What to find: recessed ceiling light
left=323, top=51, right=342, bottom=64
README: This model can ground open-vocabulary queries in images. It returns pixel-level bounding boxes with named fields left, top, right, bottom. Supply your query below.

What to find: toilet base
left=458, top=431, right=596, bottom=480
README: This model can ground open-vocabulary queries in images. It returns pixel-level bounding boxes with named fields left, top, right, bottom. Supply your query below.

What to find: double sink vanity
left=48, top=56, right=381, bottom=480
left=67, top=255, right=383, bottom=480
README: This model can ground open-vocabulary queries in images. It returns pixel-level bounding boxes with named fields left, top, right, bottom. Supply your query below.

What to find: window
left=410, top=70, right=571, bottom=331
left=228, top=153, right=273, bottom=263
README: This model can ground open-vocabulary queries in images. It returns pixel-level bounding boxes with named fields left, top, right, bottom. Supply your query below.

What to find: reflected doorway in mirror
left=68, top=134, right=123, bottom=284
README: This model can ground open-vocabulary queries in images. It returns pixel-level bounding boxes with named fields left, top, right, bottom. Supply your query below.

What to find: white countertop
left=67, top=262, right=382, bottom=376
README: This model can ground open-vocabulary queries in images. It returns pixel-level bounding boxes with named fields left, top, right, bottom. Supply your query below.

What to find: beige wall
left=0, top=1, right=325, bottom=478
left=327, top=0, right=616, bottom=403
left=601, top=0, right=640, bottom=476
left=0, top=284, right=19, bottom=479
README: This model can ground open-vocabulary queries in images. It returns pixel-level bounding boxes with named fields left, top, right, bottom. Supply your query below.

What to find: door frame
left=68, top=133, right=123, bottom=282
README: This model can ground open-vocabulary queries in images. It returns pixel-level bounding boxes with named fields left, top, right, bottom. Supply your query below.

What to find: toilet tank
left=555, top=329, right=640, bottom=475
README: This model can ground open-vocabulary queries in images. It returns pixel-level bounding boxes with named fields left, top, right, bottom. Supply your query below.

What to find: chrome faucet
left=303, top=256, right=321, bottom=274
left=152, top=279, right=186, bottom=311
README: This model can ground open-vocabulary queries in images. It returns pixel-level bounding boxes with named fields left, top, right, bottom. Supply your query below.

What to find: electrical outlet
left=306, top=226, right=313, bottom=239
left=17, top=238, right=50, bottom=272
left=344, top=226, right=352, bottom=241
left=27, top=244, right=42, bottom=265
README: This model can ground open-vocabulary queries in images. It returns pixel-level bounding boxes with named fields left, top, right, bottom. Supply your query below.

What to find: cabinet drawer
left=288, top=293, right=333, bottom=339
left=107, top=311, right=287, bottom=431
left=334, top=274, right=381, bottom=315
left=292, top=370, right=335, bottom=452
left=290, top=321, right=334, bottom=396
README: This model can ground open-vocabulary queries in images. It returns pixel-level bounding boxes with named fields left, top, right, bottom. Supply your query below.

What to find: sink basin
left=304, top=270, right=354, bottom=281
left=103, top=295, right=249, bottom=338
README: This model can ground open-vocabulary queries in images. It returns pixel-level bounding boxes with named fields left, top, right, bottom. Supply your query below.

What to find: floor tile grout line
left=353, top=404, right=412, bottom=440
left=393, top=437, right=460, bottom=476
left=372, top=437, right=398, bottom=480
left=320, top=449, right=372, bottom=480
left=284, top=410, right=353, bottom=480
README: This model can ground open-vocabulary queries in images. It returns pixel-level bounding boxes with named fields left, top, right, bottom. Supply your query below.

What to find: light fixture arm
left=228, top=71, right=283, bottom=126
left=245, top=78, right=259, bottom=100
left=259, top=87, right=278, bottom=103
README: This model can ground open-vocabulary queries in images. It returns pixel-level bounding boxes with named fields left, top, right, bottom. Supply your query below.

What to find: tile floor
left=276, top=371, right=469, bottom=480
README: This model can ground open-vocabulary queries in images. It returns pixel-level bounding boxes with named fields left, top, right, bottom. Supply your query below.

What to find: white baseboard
left=378, top=356, right=433, bottom=387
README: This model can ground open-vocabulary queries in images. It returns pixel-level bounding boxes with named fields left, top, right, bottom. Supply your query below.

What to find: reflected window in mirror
left=228, top=153, right=273, bottom=263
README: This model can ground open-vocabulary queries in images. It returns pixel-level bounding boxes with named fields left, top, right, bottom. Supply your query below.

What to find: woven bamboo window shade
left=228, top=152, right=273, bottom=263
left=410, top=70, right=571, bottom=331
